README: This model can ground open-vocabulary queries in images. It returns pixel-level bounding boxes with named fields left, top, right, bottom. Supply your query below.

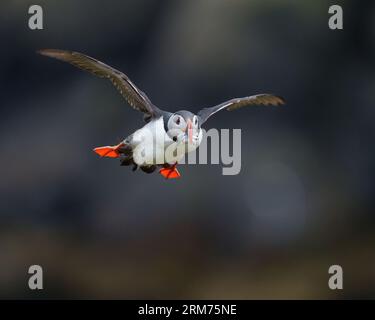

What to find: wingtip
left=277, top=95, right=286, bottom=105
left=37, top=48, right=55, bottom=56
left=36, top=49, right=70, bottom=59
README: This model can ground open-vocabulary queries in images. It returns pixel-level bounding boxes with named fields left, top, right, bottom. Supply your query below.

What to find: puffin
left=38, top=49, right=285, bottom=179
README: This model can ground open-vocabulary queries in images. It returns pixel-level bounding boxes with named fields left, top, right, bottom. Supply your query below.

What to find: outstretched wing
left=38, top=49, right=162, bottom=118
left=197, top=94, right=285, bottom=124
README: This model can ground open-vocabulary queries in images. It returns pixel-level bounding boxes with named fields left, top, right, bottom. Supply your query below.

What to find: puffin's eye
left=172, top=136, right=177, bottom=142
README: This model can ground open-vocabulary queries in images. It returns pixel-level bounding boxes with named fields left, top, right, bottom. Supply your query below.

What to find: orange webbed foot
left=93, top=142, right=124, bottom=158
left=159, top=164, right=181, bottom=179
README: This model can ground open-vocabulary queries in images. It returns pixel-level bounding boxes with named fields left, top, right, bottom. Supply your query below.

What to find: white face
left=167, top=114, right=200, bottom=145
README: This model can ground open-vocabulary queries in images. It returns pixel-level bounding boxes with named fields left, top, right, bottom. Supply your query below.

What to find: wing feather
left=38, top=49, right=161, bottom=118
left=197, top=94, right=285, bottom=124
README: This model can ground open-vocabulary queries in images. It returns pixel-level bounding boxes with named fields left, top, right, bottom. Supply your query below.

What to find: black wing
left=197, top=94, right=285, bottom=124
left=38, top=49, right=162, bottom=119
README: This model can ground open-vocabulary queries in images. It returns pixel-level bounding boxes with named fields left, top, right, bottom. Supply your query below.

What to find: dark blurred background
left=0, top=0, right=374, bottom=299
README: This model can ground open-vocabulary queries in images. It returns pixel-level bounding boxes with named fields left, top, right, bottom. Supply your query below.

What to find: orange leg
left=159, top=163, right=181, bottom=179
left=93, top=142, right=125, bottom=158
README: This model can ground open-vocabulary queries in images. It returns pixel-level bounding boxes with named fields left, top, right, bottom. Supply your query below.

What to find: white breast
left=130, top=117, right=202, bottom=166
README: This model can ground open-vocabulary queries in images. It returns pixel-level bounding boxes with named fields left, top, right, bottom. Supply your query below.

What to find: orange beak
left=187, top=119, right=193, bottom=144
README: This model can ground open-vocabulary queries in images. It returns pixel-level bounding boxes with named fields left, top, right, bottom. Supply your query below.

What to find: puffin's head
left=167, top=110, right=200, bottom=144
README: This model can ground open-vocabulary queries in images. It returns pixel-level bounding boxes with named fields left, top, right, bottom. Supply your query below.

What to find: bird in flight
left=38, top=49, right=285, bottom=179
